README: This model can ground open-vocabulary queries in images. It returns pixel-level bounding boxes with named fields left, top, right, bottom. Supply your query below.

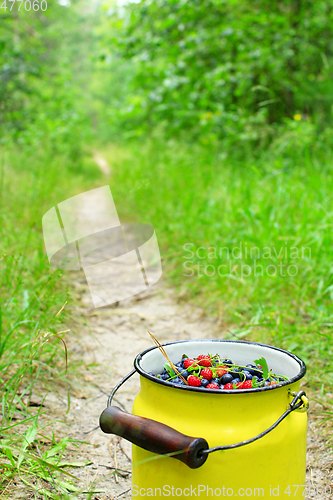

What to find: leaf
left=58, top=460, right=92, bottom=468
left=254, top=357, right=269, bottom=379
left=43, top=438, right=68, bottom=459
left=18, top=422, right=38, bottom=468
left=56, top=480, right=79, bottom=492
left=163, top=363, right=174, bottom=377
left=187, top=363, right=199, bottom=373
left=4, top=448, right=15, bottom=467
left=0, top=444, right=78, bottom=479
left=251, top=376, right=261, bottom=388
left=0, top=414, right=42, bottom=433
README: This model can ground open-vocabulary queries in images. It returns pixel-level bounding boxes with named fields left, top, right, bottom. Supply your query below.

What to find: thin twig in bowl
left=147, top=330, right=188, bottom=385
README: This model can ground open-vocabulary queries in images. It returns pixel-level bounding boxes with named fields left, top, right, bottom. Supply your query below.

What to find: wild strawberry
left=200, top=368, right=213, bottom=381
left=239, top=380, right=252, bottom=389
left=183, top=359, right=198, bottom=369
left=199, top=358, right=212, bottom=367
left=216, top=366, right=228, bottom=377
left=270, top=381, right=277, bottom=386
left=223, top=383, right=234, bottom=390
left=197, top=355, right=212, bottom=367
left=187, top=375, right=201, bottom=387
left=206, top=383, right=219, bottom=389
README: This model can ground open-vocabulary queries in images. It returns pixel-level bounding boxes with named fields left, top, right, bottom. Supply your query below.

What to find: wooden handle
left=99, top=406, right=208, bottom=469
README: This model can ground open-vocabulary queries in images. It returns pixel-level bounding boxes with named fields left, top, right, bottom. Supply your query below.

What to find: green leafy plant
left=254, top=357, right=269, bottom=380
left=104, top=0, right=333, bottom=141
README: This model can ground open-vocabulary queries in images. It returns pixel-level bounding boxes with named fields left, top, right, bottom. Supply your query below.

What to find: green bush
left=0, top=0, right=98, bottom=159
left=106, top=0, right=333, bottom=140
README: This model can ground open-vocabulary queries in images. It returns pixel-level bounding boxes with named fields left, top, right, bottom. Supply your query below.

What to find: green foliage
left=254, top=357, right=269, bottom=380
left=0, top=0, right=99, bottom=160
left=106, top=0, right=333, bottom=140
left=0, top=143, right=102, bottom=495
left=0, top=1, right=107, bottom=495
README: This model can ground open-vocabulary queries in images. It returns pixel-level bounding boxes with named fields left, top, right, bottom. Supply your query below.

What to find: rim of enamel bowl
left=134, top=339, right=306, bottom=394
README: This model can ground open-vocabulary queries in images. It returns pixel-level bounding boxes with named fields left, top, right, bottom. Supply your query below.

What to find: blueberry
left=246, top=364, right=262, bottom=377
left=243, top=370, right=253, bottom=380
left=176, top=361, right=183, bottom=368
left=161, top=373, right=169, bottom=380
left=232, top=378, right=241, bottom=385
left=211, top=377, right=220, bottom=385
left=223, top=359, right=234, bottom=366
left=178, top=370, right=188, bottom=379
left=172, top=377, right=181, bottom=385
left=230, top=368, right=241, bottom=379
left=201, top=378, right=210, bottom=388
left=221, top=373, right=233, bottom=385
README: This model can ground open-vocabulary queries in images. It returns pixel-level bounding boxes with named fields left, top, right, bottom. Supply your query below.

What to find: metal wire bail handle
left=106, top=372, right=308, bottom=460
left=201, top=390, right=309, bottom=456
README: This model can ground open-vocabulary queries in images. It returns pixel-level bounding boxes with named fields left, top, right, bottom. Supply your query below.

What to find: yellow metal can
left=100, top=340, right=308, bottom=500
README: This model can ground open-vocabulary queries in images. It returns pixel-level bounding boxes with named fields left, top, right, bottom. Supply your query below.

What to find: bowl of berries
left=100, top=339, right=309, bottom=498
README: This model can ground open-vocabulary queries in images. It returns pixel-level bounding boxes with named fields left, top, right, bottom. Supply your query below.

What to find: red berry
left=206, top=383, right=219, bottom=389
left=238, top=380, right=252, bottom=389
left=216, top=367, right=228, bottom=377
left=183, top=358, right=198, bottom=369
left=200, top=368, right=213, bottom=381
left=199, top=358, right=212, bottom=367
left=223, top=383, right=234, bottom=390
left=197, top=355, right=212, bottom=367
left=187, top=375, right=201, bottom=387
left=270, top=381, right=277, bottom=386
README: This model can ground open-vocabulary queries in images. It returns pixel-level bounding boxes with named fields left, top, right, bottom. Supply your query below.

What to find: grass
left=0, top=142, right=103, bottom=498
left=102, top=124, right=333, bottom=397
